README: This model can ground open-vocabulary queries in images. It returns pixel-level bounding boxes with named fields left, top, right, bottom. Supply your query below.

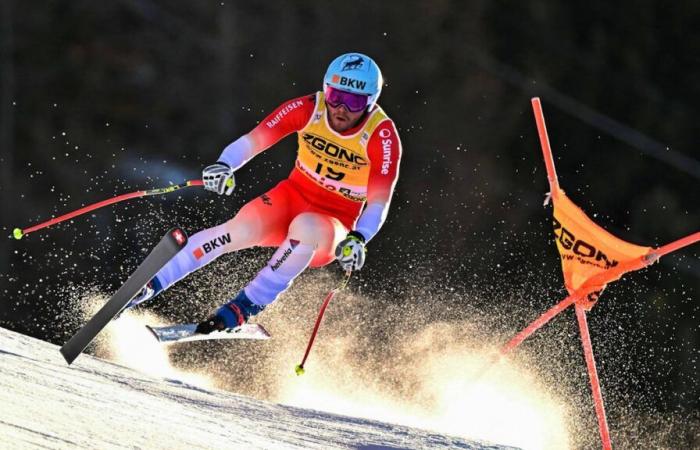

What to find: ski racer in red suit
left=128, top=53, right=402, bottom=333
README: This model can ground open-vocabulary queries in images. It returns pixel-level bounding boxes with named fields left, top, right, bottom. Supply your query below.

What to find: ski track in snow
left=0, top=327, right=518, bottom=450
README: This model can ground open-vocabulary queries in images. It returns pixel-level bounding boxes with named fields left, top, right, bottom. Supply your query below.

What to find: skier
left=129, top=53, right=402, bottom=333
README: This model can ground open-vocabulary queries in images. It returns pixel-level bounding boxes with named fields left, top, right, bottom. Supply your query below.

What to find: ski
left=60, top=228, right=189, bottom=365
left=146, top=323, right=271, bottom=343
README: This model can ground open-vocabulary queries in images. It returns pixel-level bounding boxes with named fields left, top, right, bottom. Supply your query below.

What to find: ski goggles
left=324, top=86, right=369, bottom=112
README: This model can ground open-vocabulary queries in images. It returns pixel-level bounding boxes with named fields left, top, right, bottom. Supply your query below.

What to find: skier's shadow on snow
left=0, top=349, right=31, bottom=359
left=355, top=446, right=411, bottom=450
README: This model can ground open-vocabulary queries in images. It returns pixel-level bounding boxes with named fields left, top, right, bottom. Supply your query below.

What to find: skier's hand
left=335, top=231, right=366, bottom=271
left=203, top=163, right=235, bottom=195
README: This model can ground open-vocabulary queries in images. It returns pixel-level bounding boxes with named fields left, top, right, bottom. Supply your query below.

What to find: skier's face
left=326, top=102, right=365, bottom=132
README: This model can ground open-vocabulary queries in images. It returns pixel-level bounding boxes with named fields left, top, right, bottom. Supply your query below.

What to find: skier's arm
left=354, top=120, right=402, bottom=242
left=217, top=94, right=316, bottom=170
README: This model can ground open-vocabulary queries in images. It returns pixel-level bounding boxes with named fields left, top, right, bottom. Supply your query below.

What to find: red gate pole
left=531, top=97, right=561, bottom=201
left=651, top=232, right=700, bottom=260
left=575, top=303, right=613, bottom=450
left=500, top=293, right=578, bottom=355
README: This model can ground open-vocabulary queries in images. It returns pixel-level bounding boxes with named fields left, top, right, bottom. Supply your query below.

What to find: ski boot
left=195, top=290, right=265, bottom=334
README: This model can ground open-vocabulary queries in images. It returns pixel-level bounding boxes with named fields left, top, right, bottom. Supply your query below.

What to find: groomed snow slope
left=0, top=327, right=517, bottom=450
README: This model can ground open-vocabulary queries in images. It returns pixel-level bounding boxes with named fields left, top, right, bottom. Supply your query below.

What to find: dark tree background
left=1, top=1, right=698, bottom=448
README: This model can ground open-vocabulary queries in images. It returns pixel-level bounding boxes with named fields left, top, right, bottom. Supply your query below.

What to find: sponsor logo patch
left=171, top=229, right=186, bottom=246
left=359, top=131, right=370, bottom=148
left=266, top=100, right=304, bottom=129
left=302, top=133, right=367, bottom=165
left=193, top=233, right=232, bottom=260
left=378, top=127, right=393, bottom=175
left=271, top=250, right=291, bottom=271
left=552, top=218, right=618, bottom=269
left=271, top=240, right=300, bottom=271
left=340, top=55, right=365, bottom=71
left=331, top=75, right=367, bottom=90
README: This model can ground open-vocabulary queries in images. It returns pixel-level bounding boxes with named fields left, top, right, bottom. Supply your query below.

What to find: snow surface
left=0, top=327, right=518, bottom=450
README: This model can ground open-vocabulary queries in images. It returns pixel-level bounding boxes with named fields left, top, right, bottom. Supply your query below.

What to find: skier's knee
left=221, top=214, right=261, bottom=249
left=288, top=212, right=332, bottom=246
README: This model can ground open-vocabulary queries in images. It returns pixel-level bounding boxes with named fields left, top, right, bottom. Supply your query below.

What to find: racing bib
left=295, top=91, right=388, bottom=202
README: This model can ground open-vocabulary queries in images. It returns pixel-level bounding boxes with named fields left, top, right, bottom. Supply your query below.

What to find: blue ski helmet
left=323, top=53, right=383, bottom=110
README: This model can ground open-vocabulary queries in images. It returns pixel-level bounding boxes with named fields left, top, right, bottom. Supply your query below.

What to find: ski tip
left=12, top=228, right=23, bottom=240
left=145, top=325, right=161, bottom=342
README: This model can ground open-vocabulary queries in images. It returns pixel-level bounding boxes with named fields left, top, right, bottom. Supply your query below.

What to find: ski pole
left=295, top=270, right=352, bottom=375
left=12, top=179, right=217, bottom=240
